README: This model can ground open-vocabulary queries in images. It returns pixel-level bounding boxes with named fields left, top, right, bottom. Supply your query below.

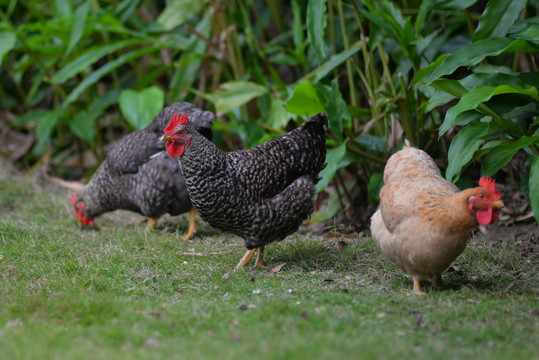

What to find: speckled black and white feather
left=74, top=102, right=215, bottom=221
left=175, top=113, right=328, bottom=249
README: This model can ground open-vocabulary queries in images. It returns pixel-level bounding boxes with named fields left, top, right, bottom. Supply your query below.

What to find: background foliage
left=1, top=0, right=538, bottom=224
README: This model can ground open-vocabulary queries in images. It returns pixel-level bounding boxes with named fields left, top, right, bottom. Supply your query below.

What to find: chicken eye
left=178, top=130, right=184, bottom=135
left=479, top=194, right=484, bottom=199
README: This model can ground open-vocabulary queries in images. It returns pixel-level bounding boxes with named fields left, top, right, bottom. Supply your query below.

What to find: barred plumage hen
left=161, top=112, right=328, bottom=268
left=72, top=102, right=214, bottom=238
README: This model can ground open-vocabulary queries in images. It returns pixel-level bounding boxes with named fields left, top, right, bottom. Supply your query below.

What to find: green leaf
left=446, top=121, right=489, bottom=182
left=473, top=0, right=527, bottom=41
left=368, top=172, right=384, bottom=204
left=54, top=0, right=73, bottom=18
left=115, top=0, right=142, bottom=23
left=63, top=47, right=163, bottom=107
left=316, top=79, right=350, bottom=141
left=32, top=109, right=61, bottom=145
left=119, top=86, right=165, bottom=130
left=291, top=0, right=304, bottom=53
left=306, top=0, right=327, bottom=61
left=66, top=0, right=90, bottom=56
left=511, top=23, right=539, bottom=45
left=412, top=54, right=448, bottom=85
left=285, top=81, right=327, bottom=116
left=157, top=0, right=207, bottom=31
left=212, top=81, right=268, bottom=115
left=439, top=84, right=539, bottom=136
left=316, top=142, right=346, bottom=193
left=169, top=16, right=210, bottom=102
left=432, top=0, right=478, bottom=10
left=51, top=39, right=147, bottom=84
left=482, top=136, right=539, bottom=176
left=355, top=135, right=386, bottom=153
left=269, top=98, right=290, bottom=129
left=69, top=109, right=100, bottom=143
left=0, top=31, right=16, bottom=63
left=301, top=41, right=362, bottom=83
left=424, top=38, right=539, bottom=84
left=529, top=156, right=539, bottom=224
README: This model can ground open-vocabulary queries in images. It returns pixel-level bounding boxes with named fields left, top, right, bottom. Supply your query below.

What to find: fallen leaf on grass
left=222, top=269, right=232, bottom=280
left=265, top=262, right=286, bottom=274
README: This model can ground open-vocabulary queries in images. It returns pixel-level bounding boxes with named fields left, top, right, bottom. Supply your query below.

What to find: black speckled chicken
left=72, top=102, right=215, bottom=239
left=161, top=112, right=327, bottom=268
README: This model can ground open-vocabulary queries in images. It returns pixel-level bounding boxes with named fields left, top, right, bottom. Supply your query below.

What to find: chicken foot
left=235, top=246, right=266, bottom=269
left=145, top=217, right=161, bottom=231
left=412, top=278, right=426, bottom=295
left=182, top=208, right=196, bottom=240
left=432, top=274, right=443, bottom=291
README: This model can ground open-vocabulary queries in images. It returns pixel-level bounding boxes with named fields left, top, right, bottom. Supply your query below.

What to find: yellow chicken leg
left=432, top=274, right=443, bottom=291
left=252, top=246, right=265, bottom=269
left=412, top=278, right=425, bottom=295
left=235, top=248, right=258, bottom=269
left=146, top=217, right=160, bottom=231
left=182, top=208, right=196, bottom=240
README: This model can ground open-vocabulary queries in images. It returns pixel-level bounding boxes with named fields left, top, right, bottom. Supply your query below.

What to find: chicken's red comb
left=479, top=177, right=501, bottom=200
left=164, top=113, right=189, bottom=134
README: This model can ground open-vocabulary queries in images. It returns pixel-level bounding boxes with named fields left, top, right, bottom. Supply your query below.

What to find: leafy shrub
left=1, top=0, right=537, bottom=224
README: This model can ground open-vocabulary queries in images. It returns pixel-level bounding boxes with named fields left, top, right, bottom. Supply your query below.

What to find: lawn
left=0, top=166, right=537, bottom=360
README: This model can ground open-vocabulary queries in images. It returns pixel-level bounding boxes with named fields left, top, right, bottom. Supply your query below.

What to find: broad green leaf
left=316, top=142, right=346, bottom=193
left=354, top=135, right=386, bottom=153
left=310, top=191, right=342, bottom=223
left=33, top=109, right=62, bottom=144
left=115, top=0, right=142, bottom=23
left=432, top=0, right=478, bottom=10
left=306, top=0, right=327, bottom=61
left=482, top=136, right=539, bottom=176
left=291, top=0, right=304, bottom=53
left=412, top=54, right=448, bottom=85
left=66, top=0, right=90, bottom=56
left=473, top=0, right=527, bottom=41
left=368, top=172, right=384, bottom=204
left=285, top=81, right=327, bottom=116
left=119, top=86, right=165, bottom=130
left=213, top=81, right=268, bottom=115
left=269, top=98, right=290, bottom=129
left=424, top=38, right=539, bottom=84
left=316, top=80, right=349, bottom=141
left=301, top=41, right=362, bottom=83
left=0, top=32, right=16, bottom=63
left=529, top=156, right=539, bottom=224
left=446, top=121, right=489, bottom=182
left=511, top=23, right=539, bottom=45
left=169, top=16, right=210, bottom=102
left=63, top=47, right=162, bottom=107
left=440, top=84, right=539, bottom=136
left=157, top=0, right=207, bottom=31
left=51, top=39, right=146, bottom=84
left=69, top=109, right=100, bottom=143
left=54, top=0, right=72, bottom=18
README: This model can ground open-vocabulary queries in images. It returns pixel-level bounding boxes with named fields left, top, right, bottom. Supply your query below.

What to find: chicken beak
left=491, top=200, right=504, bottom=208
left=77, top=218, right=83, bottom=227
left=160, top=134, right=174, bottom=142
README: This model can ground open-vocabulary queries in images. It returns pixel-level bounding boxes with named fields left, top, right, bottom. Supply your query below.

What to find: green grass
left=0, top=169, right=537, bottom=360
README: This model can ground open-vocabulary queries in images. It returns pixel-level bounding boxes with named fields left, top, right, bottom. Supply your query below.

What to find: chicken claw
left=182, top=208, right=197, bottom=240
left=235, top=248, right=258, bottom=269
left=412, top=279, right=426, bottom=295
left=145, top=217, right=160, bottom=231
left=252, top=246, right=265, bottom=269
